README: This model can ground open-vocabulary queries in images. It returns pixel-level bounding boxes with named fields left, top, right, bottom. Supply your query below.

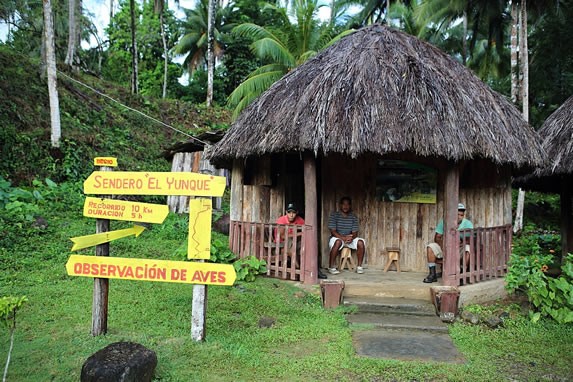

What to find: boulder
left=81, top=341, right=157, bottom=382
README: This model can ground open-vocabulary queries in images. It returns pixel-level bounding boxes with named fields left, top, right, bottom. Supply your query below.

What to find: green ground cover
left=1, top=183, right=572, bottom=381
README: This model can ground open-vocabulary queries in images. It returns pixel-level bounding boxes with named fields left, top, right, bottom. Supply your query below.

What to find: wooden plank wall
left=320, top=155, right=513, bottom=272
left=167, top=152, right=197, bottom=213
left=230, top=154, right=513, bottom=272
left=168, top=151, right=226, bottom=213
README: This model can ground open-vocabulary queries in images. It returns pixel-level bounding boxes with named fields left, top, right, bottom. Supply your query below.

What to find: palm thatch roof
left=536, top=95, right=573, bottom=175
left=208, top=25, right=543, bottom=170
left=513, top=95, right=573, bottom=193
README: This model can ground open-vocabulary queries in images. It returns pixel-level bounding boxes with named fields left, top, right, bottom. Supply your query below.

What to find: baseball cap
left=458, top=203, right=466, bottom=211
left=286, top=203, right=297, bottom=212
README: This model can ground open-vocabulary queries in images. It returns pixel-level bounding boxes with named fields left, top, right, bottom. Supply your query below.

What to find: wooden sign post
left=92, top=161, right=115, bottom=336
left=71, top=159, right=230, bottom=340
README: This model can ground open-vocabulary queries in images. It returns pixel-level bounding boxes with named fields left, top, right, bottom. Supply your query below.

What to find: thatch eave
left=208, top=25, right=544, bottom=170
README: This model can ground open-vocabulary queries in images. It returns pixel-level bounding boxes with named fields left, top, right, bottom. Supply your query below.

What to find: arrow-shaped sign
left=70, top=225, right=146, bottom=251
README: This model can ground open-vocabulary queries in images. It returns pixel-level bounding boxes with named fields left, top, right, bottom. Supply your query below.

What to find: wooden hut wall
left=319, top=155, right=512, bottom=272
left=168, top=151, right=226, bottom=213
left=167, top=152, right=200, bottom=213
left=231, top=156, right=285, bottom=224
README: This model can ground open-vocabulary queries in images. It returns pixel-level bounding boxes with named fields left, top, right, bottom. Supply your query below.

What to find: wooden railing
left=444, top=224, right=512, bottom=286
left=229, top=221, right=512, bottom=287
left=229, top=220, right=310, bottom=282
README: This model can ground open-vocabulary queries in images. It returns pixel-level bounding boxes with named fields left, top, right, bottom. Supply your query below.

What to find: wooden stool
left=339, top=247, right=356, bottom=271
left=384, top=247, right=401, bottom=273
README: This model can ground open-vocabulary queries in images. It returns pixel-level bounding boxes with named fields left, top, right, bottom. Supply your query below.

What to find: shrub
left=506, top=251, right=573, bottom=324
left=233, top=256, right=267, bottom=282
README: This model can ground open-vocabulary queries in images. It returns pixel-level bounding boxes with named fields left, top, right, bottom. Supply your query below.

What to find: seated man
left=275, top=203, right=327, bottom=279
left=327, top=196, right=366, bottom=275
left=275, top=202, right=305, bottom=248
left=423, top=203, right=474, bottom=283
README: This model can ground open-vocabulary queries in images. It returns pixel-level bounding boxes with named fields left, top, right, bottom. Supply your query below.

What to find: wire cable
left=57, top=70, right=209, bottom=146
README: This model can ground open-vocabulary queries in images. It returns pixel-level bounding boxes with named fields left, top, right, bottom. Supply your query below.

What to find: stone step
left=343, top=296, right=437, bottom=316
left=351, top=328, right=465, bottom=363
left=347, top=312, right=448, bottom=332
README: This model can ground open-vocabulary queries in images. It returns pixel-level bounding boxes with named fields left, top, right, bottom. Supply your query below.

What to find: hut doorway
left=281, top=154, right=306, bottom=218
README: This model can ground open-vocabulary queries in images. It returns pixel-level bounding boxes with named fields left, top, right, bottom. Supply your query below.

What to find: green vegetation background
left=1, top=37, right=572, bottom=382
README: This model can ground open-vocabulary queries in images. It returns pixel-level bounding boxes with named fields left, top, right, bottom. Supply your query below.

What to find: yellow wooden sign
left=83, top=197, right=169, bottom=224
left=66, top=255, right=236, bottom=285
left=70, top=225, right=146, bottom=251
left=188, top=198, right=212, bottom=259
left=94, top=157, right=118, bottom=167
left=84, top=172, right=226, bottom=197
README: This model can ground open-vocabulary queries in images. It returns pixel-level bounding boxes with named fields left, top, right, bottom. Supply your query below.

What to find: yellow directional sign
left=84, top=172, right=226, bottom=197
left=188, top=198, right=212, bottom=259
left=94, top=157, right=118, bottom=167
left=83, top=197, right=169, bottom=224
left=70, top=225, right=146, bottom=251
left=66, top=255, right=236, bottom=285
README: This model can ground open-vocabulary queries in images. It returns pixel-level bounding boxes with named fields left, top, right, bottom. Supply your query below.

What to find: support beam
left=229, top=160, right=244, bottom=247
left=443, top=165, right=460, bottom=287
left=303, top=153, right=318, bottom=285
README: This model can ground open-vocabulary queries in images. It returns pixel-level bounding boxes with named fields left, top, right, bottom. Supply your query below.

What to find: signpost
left=83, top=197, right=169, bottom=224
left=66, top=255, right=235, bottom=285
left=84, top=171, right=226, bottom=196
left=69, top=158, right=232, bottom=340
left=70, top=225, right=145, bottom=251
left=188, top=198, right=212, bottom=259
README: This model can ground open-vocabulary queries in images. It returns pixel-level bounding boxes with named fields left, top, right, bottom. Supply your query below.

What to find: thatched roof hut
left=515, top=95, right=573, bottom=191
left=513, top=94, right=573, bottom=262
left=209, top=25, right=545, bottom=286
left=209, top=25, right=543, bottom=169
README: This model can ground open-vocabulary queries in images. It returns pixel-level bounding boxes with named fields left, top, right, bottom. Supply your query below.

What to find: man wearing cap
left=275, top=203, right=328, bottom=279
left=423, top=203, right=473, bottom=283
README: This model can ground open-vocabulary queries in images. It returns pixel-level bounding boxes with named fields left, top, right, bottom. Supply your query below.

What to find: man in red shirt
left=275, top=203, right=327, bottom=279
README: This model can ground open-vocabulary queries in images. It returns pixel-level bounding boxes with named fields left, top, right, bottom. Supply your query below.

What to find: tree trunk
left=520, top=0, right=529, bottom=122
left=110, top=0, right=114, bottom=21
left=65, top=0, right=77, bottom=69
left=130, top=0, right=139, bottom=94
left=462, top=9, right=468, bottom=65
left=510, top=1, right=519, bottom=104
left=160, top=10, right=168, bottom=99
left=206, top=0, right=216, bottom=107
left=43, top=0, right=61, bottom=148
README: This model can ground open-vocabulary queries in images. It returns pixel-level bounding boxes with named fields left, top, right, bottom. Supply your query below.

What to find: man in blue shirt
left=327, top=196, right=366, bottom=275
left=423, top=203, right=474, bottom=283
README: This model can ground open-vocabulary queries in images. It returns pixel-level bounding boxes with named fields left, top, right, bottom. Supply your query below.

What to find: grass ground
left=1, top=202, right=573, bottom=381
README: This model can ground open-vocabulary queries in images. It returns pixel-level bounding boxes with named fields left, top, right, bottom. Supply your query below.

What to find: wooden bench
left=338, top=247, right=356, bottom=271
left=383, top=247, right=401, bottom=273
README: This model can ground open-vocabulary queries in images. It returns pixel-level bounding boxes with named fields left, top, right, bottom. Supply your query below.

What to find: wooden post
left=191, top=282, right=207, bottom=341
left=561, top=179, right=572, bottom=265
left=229, top=160, right=244, bottom=247
left=303, top=153, right=318, bottom=285
left=443, top=165, right=459, bottom=287
left=91, top=165, right=112, bottom=336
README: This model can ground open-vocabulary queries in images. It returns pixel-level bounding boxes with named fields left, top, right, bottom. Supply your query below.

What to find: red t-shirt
left=275, top=215, right=305, bottom=242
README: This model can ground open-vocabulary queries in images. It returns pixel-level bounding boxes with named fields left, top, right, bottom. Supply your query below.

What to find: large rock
left=81, top=342, right=157, bottom=382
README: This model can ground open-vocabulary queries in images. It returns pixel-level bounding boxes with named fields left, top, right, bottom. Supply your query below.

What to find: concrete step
left=347, top=312, right=448, bottom=332
left=352, top=328, right=465, bottom=363
left=326, top=269, right=433, bottom=301
left=343, top=296, right=437, bottom=316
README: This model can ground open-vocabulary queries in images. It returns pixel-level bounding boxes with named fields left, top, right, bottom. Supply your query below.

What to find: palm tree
left=414, top=0, right=510, bottom=80
left=173, top=0, right=234, bottom=74
left=228, top=0, right=350, bottom=117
